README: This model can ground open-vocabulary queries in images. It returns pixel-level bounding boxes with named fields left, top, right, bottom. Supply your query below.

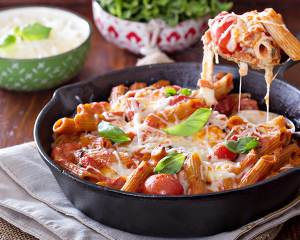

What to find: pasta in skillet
left=50, top=74, right=300, bottom=195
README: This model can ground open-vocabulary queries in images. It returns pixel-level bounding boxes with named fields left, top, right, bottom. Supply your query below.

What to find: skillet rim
left=34, top=61, right=300, bottom=200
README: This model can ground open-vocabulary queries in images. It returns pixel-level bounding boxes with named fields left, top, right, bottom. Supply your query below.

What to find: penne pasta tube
left=273, top=143, right=299, bottom=171
left=121, top=161, right=153, bottom=192
left=77, top=102, right=110, bottom=115
left=150, top=80, right=171, bottom=89
left=237, top=155, right=276, bottom=188
left=97, top=176, right=127, bottom=190
left=77, top=133, right=113, bottom=149
left=223, top=149, right=258, bottom=189
left=109, top=84, right=127, bottom=102
left=260, top=8, right=300, bottom=61
left=84, top=151, right=136, bottom=169
left=129, top=82, right=147, bottom=91
left=156, top=99, right=206, bottom=123
left=214, top=73, right=234, bottom=100
left=74, top=113, right=100, bottom=132
left=185, top=153, right=206, bottom=194
left=53, top=117, right=76, bottom=134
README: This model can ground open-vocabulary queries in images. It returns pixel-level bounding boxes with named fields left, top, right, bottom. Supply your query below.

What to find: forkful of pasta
left=199, top=8, right=300, bottom=120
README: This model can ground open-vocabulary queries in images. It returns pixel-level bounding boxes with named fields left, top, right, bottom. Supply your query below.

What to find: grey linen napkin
left=0, top=142, right=300, bottom=240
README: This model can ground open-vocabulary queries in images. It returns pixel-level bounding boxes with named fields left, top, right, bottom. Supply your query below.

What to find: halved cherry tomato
left=211, top=13, right=241, bottom=55
left=213, top=136, right=238, bottom=161
left=142, top=174, right=184, bottom=195
left=214, top=95, right=233, bottom=116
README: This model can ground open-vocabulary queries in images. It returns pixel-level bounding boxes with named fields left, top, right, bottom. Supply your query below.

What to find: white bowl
left=92, top=0, right=208, bottom=54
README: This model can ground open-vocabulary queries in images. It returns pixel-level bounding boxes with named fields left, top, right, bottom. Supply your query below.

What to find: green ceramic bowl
left=0, top=6, right=93, bottom=91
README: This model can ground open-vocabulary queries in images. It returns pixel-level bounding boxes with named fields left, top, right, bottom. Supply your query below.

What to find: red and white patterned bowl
left=92, top=0, right=208, bottom=54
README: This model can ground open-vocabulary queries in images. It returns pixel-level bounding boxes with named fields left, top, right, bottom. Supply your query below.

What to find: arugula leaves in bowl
left=97, top=0, right=233, bottom=27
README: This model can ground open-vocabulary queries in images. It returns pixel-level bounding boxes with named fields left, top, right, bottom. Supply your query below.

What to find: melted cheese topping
left=71, top=82, right=290, bottom=193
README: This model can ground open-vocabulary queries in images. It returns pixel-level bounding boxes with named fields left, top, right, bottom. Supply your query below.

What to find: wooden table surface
left=1, top=0, right=300, bottom=239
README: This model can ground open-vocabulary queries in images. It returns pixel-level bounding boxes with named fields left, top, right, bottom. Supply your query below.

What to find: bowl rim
left=0, top=5, right=93, bottom=62
left=34, top=62, right=300, bottom=200
left=92, top=0, right=208, bottom=28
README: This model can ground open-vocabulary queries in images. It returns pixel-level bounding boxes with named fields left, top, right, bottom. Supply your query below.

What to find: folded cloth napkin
left=1, top=142, right=300, bottom=240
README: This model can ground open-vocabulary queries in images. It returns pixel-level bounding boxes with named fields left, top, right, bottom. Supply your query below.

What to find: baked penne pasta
left=50, top=78, right=297, bottom=195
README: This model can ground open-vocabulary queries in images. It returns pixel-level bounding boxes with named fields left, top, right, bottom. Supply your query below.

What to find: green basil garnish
left=225, top=136, right=259, bottom=154
left=165, top=87, right=177, bottom=97
left=165, top=87, right=193, bottom=97
left=177, top=88, right=192, bottom=96
left=97, top=121, right=131, bottom=143
left=0, top=23, right=51, bottom=53
left=271, top=48, right=276, bottom=58
left=17, top=23, right=51, bottom=41
left=153, top=153, right=188, bottom=174
left=163, top=108, right=211, bottom=136
left=0, top=35, right=16, bottom=52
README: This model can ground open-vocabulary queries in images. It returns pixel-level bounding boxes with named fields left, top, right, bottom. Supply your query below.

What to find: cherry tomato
left=142, top=174, right=184, bottom=195
left=214, top=95, right=233, bottom=116
left=211, top=13, right=240, bottom=55
left=214, top=136, right=238, bottom=161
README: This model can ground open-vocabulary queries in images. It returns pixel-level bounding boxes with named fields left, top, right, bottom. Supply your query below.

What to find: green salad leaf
left=98, top=121, right=131, bottom=143
left=225, top=136, right=259, bottom=154
left=153, top=153, right=188, bottom=174
left=97, top=0, right=233, bottom=27
left=163, top=108, right=211, bottom=136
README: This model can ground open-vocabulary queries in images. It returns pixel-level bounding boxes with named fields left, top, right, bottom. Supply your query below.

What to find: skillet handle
left=276, top=32, right=300, bottom=80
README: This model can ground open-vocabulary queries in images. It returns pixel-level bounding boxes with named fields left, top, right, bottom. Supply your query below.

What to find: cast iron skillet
left=34, top=62, right=300, bottom=238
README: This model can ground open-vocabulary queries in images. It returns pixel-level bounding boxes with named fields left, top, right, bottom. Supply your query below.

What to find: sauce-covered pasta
left=50, top=74, right=300, bottom=195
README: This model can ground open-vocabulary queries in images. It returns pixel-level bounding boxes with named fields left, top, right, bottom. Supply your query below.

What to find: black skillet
left=34, top=62, right=300, bottom=238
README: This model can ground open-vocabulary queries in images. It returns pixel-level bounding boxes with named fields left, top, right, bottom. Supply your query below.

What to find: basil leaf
left=163, top=108, right=212, bottom=136
left=98, top=121, right=131, bottom=143
left=271, top=48, right=276, bottom=58
left=154, top=153, right=188, bottom=174
left=177, top=88, right=192, bottom=96
left=0, top=35, right=16, bottom=52
left=225, top=136, right=259, bottom=154
left=165, top=87, right=177, bottom=97
left=20, top=23, right=51, bottom=41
